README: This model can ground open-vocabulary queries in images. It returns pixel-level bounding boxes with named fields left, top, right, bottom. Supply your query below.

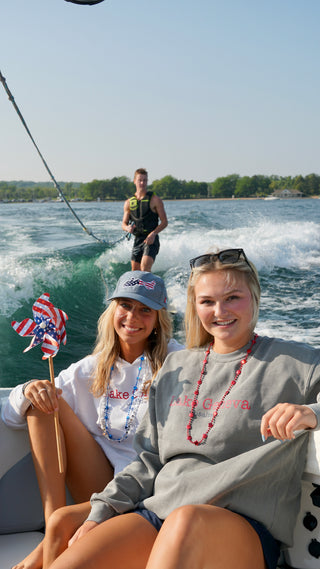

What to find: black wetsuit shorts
left=131, top=234, right=160, bottom=263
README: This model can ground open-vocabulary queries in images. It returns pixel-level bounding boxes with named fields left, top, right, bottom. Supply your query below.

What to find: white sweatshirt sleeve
left=1, top=384, right=31, bottom=429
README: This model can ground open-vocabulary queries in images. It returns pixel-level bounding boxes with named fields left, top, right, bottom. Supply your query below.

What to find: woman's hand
left=68, top=521, right=98, bottom=547
left=261, top=403, right=317, bottom=442
left=24, top=380, right=62, bottom=413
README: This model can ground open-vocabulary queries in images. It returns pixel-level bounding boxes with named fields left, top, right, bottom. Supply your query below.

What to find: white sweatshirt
left=1, top=339, right=183, bottom=474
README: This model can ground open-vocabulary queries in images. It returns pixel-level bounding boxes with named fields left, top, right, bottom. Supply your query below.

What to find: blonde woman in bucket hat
left=2, top=271, right=183, bottom=569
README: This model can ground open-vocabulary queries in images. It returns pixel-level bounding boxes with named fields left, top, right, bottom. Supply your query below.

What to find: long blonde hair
left=91, top=300, right=172, bottom=396
left=185, top=253, right=260, bottom=349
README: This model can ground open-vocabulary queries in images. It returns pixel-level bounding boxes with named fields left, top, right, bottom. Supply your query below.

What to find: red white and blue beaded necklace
left=187, top=334, right=258, bottom=446
left=102, top=355, right=146, bottom=442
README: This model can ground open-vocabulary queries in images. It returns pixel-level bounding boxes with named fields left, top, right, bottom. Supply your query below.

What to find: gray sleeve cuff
left=306, top=403, right=320, bottom=430
left=86, top=501, right=116, bottom=525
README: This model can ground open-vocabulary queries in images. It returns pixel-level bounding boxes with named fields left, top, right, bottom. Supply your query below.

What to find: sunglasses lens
left=219, top=250, right=241, bottom=264
left=190, top=255, right=211, bottom=268
left=190, top=249, right=246, bottom=269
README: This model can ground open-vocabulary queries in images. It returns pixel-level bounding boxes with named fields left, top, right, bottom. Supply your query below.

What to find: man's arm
left=144, top=195, right=168, bottom=244
left=121, top=199, right=135, bottom=233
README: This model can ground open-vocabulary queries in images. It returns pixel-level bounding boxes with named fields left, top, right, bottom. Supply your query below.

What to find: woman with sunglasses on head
left=2, top=271, right=183, bottom=569
left=41, top=250, right=320, bottom=569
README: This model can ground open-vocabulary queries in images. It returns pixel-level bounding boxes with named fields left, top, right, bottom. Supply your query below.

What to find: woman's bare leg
left=26, top=406, right=66, bottom=523
left=146, top=505, right=267, bottom=569
left=57, top=399, right=114, bottom=503
left=27, top=398, right=114, bottom=518
left=43, top=502, right=91, bottom=569
left=12, top=399, right=114, bottom=569
left=48, top=513, right=158, bottom=569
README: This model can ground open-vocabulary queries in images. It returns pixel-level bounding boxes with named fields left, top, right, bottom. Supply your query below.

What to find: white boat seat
left=0, top=532, right=43, bottom=569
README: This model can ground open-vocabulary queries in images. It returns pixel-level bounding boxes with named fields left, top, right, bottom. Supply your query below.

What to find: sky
left=1, top=0, right=319, bottom=184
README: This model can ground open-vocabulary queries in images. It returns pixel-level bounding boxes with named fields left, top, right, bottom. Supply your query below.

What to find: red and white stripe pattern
left=12, top=293, right=68, bottom=359
left=123, top=277, right=156, bottom=291
left=138, top=279, right=156, bottom=290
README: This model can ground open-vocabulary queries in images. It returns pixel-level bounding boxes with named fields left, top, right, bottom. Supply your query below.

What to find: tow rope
left=0, top=69, right=126, bottom=247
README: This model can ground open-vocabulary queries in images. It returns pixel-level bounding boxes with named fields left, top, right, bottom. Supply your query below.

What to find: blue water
left=1, top=198, right=320, bottom=387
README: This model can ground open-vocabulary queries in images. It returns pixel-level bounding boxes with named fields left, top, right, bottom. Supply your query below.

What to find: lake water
left=1, top=198, right=319, bottom=387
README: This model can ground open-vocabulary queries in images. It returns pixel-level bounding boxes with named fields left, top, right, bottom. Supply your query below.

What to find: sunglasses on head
left=189, top=248, right=252, bottom=271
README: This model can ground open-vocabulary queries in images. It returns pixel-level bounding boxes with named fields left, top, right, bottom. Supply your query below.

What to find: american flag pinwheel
left=11, top=293, right=68, bottom=359
left=11, top=293, right=68, bottom=473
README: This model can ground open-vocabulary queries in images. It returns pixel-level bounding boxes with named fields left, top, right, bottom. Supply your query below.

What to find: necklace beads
left=102, top=355, right=145, bottom=442
left=187, top=335, right=258, bottom=446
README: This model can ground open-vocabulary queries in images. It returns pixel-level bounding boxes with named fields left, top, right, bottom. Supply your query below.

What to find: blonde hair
left=91, top=300, right=172, bottom=396
left=185, top=252, right=260, bottom=349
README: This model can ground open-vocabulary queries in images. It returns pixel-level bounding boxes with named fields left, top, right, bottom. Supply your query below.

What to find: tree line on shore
left=1, top=173, right=319, bottom=202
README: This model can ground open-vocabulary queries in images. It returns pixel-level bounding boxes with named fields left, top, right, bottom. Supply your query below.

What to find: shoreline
left=1, top=196, right=319, bottom=204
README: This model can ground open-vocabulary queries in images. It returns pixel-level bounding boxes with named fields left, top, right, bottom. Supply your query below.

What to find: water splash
left=1, top=199, right=319, bottom=385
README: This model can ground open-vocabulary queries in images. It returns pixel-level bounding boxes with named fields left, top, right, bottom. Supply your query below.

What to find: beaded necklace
left=102, top=355, right=146, bottom=442
left=187, top=334, right=258, bottom=446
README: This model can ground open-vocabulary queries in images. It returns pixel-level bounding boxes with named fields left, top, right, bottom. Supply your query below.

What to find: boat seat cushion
left=0, top=452, right=44, bottom=533
left=0, top=531, right=43, bottom=569
left=0, top=394, right=44, bottom=533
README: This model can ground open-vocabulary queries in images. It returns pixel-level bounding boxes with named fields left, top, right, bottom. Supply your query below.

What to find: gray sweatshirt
left=87, top=336, right=320, bottom=547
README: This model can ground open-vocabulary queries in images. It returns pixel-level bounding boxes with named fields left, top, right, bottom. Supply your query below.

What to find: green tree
left=234, top=176, right=255, bottom=197
left=292, top=175, right=305, bottom=194
left=151, top=176, right=183, bottom=199
left=208, top=174, right=239, bottom=198
left=184, top=180, right=208, bottom=198
left=304, top=174, right=320, bottom=196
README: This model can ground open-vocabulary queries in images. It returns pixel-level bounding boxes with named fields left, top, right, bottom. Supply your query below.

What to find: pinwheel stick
left=48, top=356, right=64, bottom=474
left=11, top=293, right=68, bottom=474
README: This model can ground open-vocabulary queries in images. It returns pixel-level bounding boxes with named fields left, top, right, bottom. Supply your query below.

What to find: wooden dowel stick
left=48, top=356, right=64, bottom=474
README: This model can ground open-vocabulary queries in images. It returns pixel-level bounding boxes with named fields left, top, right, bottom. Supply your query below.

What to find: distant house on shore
left=272, top=188, right=304, bottom=198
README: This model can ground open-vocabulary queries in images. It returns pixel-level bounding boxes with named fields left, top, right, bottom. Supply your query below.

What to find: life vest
left=129, top=191, right=159, bottom=237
